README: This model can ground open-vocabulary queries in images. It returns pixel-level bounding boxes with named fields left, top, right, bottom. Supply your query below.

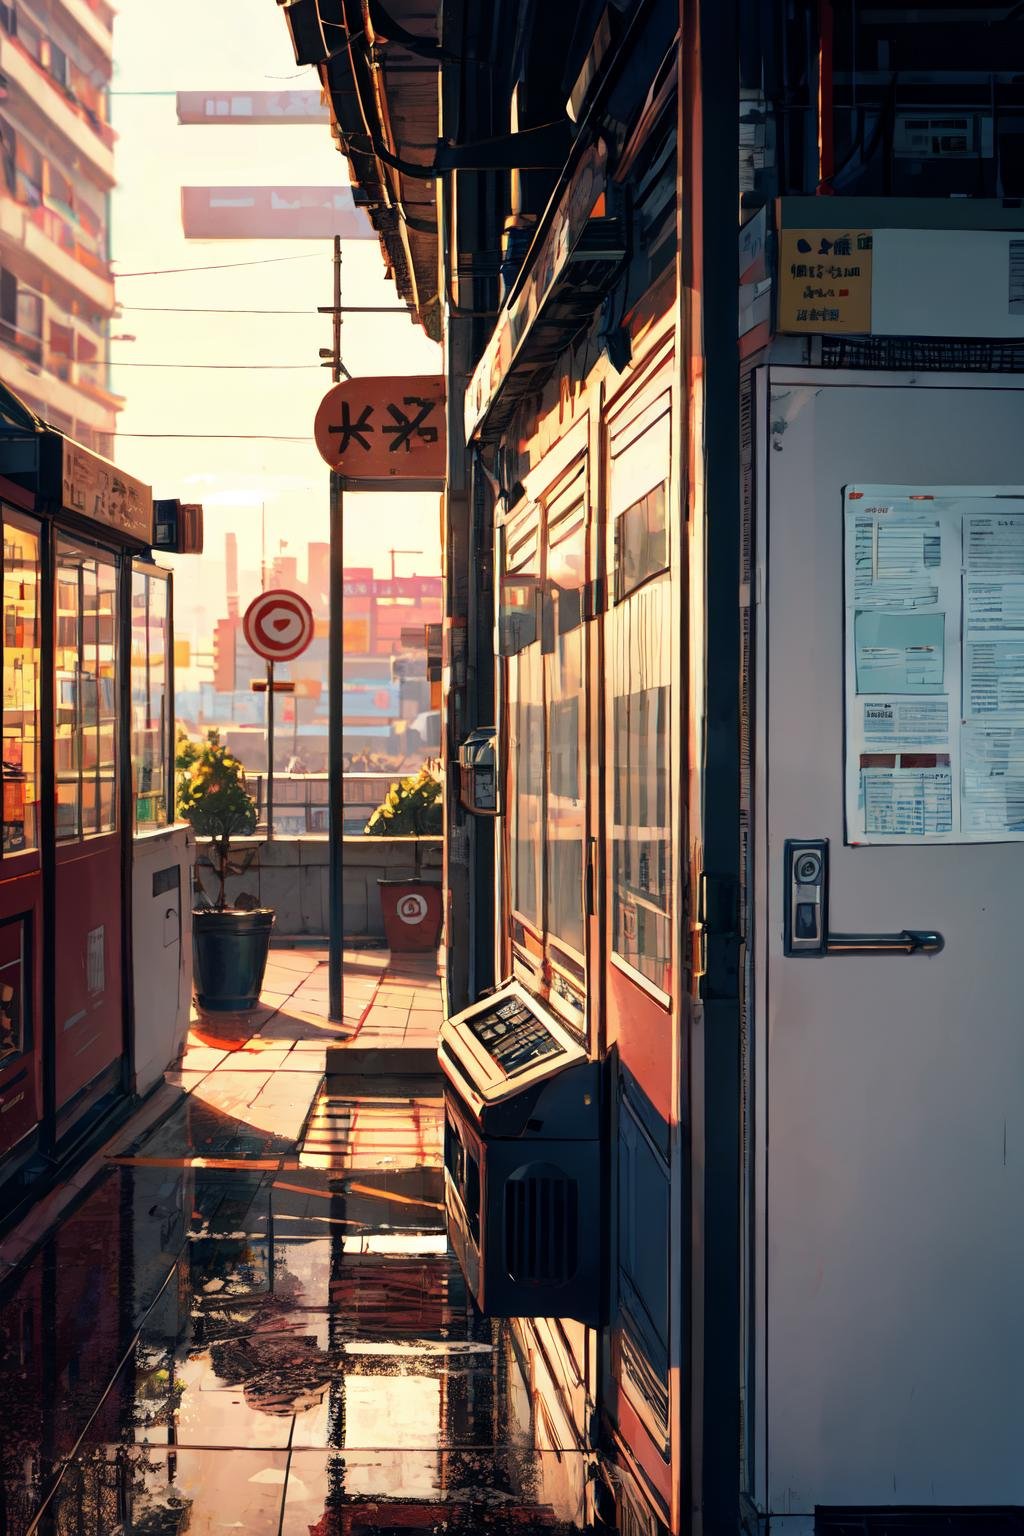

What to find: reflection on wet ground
left=0, top=956, right=589, bottom=1534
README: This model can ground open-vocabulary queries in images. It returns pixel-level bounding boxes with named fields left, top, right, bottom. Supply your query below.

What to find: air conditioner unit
left=439, top=982, right=601, bottom=1326
left=894, top=111, right=993, bottom=160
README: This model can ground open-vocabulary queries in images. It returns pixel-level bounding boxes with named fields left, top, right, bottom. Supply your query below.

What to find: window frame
left=130, top=561, right=172, bottom=835
left=499, top=442, right=593, bottom=1035
left=53, top=534, right=120, bottom=845
left=0, top=506, right=41, bottom=863
left=606, top=387, right=674, bottom=1005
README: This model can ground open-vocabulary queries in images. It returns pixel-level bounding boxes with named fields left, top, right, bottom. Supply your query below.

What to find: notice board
left=844, top=485, right=1024, bottom=843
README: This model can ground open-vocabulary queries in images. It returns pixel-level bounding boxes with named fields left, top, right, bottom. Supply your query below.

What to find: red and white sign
left=396, top=892, right=429, bottom=925
left=314, top=375, right=446, bottom=480
left=242, top=589, right=315, bottom=662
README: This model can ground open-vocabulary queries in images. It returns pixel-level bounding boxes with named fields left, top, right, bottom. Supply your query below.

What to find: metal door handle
left=825, top=929, right=944, bottom=956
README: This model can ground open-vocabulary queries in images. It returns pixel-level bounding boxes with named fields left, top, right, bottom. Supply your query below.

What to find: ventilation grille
left=503, top=1165, right=579, bottom=1286
left=821, top=336, right=1024, bottom=374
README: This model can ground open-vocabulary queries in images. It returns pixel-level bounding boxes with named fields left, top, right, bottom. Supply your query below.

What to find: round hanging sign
left=242, top=589, right=315, bottom=663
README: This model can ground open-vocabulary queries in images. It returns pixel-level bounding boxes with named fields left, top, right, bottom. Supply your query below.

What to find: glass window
left=0, top=915, right=27, bottom=1069
left=130, top=567, right=170, bottom=831
left=610, top=399, right=672, bottom=994
left=545, top=495, right=587, bottom=961
left=55, top=540, right=119, bottom=841
left=616, top=483, right=668, bottom=600
left=502, top=456, right=591, bottom=1022
left=502, top=511, right=544, bottom=935
left=2, top=513, right=40, bottom=855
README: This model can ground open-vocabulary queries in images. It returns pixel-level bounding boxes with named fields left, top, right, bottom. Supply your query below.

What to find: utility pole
left=326, top=236, right=345, bottom=1022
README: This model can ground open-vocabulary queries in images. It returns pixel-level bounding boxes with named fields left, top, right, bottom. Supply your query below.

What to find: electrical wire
left=117, top=305, right=410, bottom=315
left=113, top=252, right=326, bottom=277
left=106, top=361, right=321, bottom=369
left=115, top=433, right=312, bottom=441
left=120, top=307, right=311, bottom=315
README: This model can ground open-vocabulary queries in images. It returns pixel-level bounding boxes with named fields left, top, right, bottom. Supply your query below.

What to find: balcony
left=0, top=193, right=115, bottom=313
left=0, top=325, right=118, bottom=433
left=0, top=34, right=115, bottom=188
left=49, top=0, right=113, bottom=62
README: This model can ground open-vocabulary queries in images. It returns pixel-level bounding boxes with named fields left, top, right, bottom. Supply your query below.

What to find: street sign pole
left=314, top=350, right=446, bottom=1024
left=266, top=659, right=275, bottom=842
left=329, top=470, right=344, bottom=1022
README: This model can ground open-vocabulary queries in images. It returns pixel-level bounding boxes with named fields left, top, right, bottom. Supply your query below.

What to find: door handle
left=784, top=840, right=944, bottom=958
left=825, top=930, right=944, bottom=956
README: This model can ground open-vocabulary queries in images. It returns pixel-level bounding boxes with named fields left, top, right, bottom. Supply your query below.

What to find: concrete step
left=325, top=1043, right=442, bottom=1097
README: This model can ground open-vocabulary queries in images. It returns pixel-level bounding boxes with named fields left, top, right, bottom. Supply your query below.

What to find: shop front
left=0, top=384, right=196, bottom=1219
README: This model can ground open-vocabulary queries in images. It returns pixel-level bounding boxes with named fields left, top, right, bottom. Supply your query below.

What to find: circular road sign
left=242, top=589, right=315, bottom=663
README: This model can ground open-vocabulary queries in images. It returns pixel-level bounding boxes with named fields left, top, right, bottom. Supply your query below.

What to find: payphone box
left=438, top=982, right=600, bottom=1325
left=457, top=729, right=499, bottom=816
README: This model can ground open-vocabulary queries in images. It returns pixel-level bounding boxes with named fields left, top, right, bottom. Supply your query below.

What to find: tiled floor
left=0, top=945, right=588, bottom=1534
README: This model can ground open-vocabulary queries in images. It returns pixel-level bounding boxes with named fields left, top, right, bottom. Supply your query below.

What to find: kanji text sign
left=778, top=228, right=873, bottom=333
left=314, top=376, right=446, bottom=479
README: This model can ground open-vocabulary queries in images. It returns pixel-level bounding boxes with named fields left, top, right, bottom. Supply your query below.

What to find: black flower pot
left=192, top=908, right=275, bottom=1012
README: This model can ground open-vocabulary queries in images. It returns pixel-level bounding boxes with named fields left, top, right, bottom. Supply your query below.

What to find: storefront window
left=610, top=399, right=672, bottom=994
left=501, top=455, right=592, bottom=1025
left=545, top=483, right=587, bottom=962
left=130, top=566, right=170, bottom=830
left=501, top=512, right=543, bottom=935
left=55, top=540, right=118, bottom=841
left=2, top=513, right=40, bottom=855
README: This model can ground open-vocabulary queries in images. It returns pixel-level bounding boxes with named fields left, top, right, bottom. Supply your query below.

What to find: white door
left=759, top=372, right=1024, bottom=1518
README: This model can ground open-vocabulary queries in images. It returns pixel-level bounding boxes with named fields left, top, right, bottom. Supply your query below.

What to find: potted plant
left=364, top=767, right=443, bottom=952
left=177, top=731, right=275, bottom=1011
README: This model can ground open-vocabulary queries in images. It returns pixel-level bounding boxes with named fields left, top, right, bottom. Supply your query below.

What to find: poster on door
left=844, top=486, right=1024, bottom=843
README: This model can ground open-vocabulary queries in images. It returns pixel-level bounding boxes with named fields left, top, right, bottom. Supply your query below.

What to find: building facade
left=0, top=0, right=120, bottom=454
left=279, top=1, right=1024, bottom=1531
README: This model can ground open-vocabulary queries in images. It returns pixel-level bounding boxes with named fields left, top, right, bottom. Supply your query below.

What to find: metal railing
left=248, top=771, right=398, bottom=836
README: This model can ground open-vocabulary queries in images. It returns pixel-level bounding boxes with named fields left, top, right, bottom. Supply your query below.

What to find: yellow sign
left=173, top=639, right=191, bottom=669
left=777, top=228, right=873, bottom=334
left=343, top=617, right=370, bottom=653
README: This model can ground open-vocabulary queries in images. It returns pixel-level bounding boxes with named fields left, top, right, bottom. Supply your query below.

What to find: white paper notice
left=845, top=487, right=1024, bottom=844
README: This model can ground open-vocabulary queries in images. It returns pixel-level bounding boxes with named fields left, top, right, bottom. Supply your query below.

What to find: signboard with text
left=777, top=228, right=873, bottom=333
left=314, top=376, right=446, bottom=480
left=61, top=439, right=153, bottom=543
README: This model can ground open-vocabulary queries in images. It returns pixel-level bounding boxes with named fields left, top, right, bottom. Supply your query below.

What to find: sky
left=108, top=0, right=442, bottom=657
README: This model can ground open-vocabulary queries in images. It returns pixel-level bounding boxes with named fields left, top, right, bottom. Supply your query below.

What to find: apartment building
left=0, top=0, right=119, bottom=454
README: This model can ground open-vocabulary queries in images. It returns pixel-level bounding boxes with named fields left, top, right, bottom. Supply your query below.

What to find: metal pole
left=328, top=472, right=344, bottom=1020
left=266, top=659, right=275, bottom=841
left=328, top=233, right=344, bottom=1021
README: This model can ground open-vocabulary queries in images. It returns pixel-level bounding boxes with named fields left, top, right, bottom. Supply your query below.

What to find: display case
left=439, top=982, right=601, bottom=1325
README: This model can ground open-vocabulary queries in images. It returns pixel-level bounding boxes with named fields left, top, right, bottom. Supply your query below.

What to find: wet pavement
left=0, top=947, right=590, bottom=1534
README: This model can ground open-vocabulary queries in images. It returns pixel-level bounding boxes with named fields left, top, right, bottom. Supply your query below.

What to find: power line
left=113, top=253, right=326, bottom=277
left=107, top=361, right=321, bottom=369
left=116, top=304, right=411, bottom=315
left=115, top=432, right=312, bottom=441
left=120, top=305, right=313, bottom=314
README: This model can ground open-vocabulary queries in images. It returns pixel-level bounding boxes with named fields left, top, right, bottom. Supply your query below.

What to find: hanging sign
left=243, top=589, right=315, bottom=662
left=61, top=438, right=153, bottom=542
left=314, top=375, right=446, bottom=480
